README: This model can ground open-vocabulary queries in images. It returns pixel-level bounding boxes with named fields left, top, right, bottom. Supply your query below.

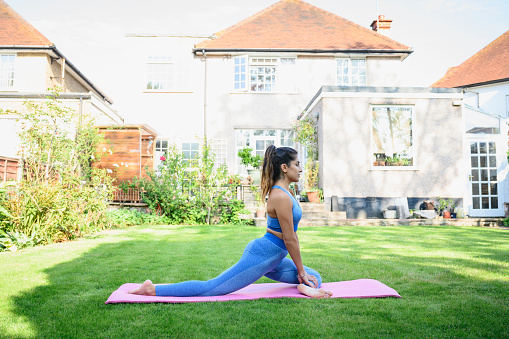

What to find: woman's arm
left=272, top=192, right=317, bottom=288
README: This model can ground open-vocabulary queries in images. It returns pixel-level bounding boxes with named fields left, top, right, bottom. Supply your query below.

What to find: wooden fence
left=0, top=156, right=20, bottom=183
left=112, top=188, right=142, bottom=203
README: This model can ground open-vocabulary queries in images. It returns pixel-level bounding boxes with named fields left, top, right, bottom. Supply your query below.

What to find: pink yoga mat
left=105, top=279, right=400, bottom=304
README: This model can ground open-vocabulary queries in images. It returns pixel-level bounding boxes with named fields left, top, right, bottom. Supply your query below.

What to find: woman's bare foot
left=128, top=280, right=156, bottom=296
left=297, top=283, right=333, bottom=299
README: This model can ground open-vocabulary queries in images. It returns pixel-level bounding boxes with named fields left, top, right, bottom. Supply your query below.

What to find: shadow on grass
left=10, top=225, right=509, bottom=338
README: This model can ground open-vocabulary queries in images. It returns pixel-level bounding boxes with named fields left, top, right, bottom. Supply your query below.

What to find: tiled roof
left=195, top=0, right=411, bottom=52
left=0, top=0, right=53, bottom=46
left=432, top=30, right=509, bottom=87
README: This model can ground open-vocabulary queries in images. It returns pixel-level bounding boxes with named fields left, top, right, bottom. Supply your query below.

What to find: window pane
left=481, top=183, right=489, bottom=195
left=473, top=197, right=480, bottom=209
left=471, top=170, right=479, bottom=181
left=490, top=169, right=497, bottom=181
left=491, top=197, right=498, bottom=209
left=490, top=183, right=498, bottom=195
left=481, top=169, right=488, bottom=181
left=489, top=156, right=496, bottom=167
left=480, top=156, right=487, bottom=167
left=471, top=157, right=478, bottom=167
left=472, top=183, right=479, bottom=195
left=470, top=142, right=478, bottom=154
left=479, top=142, right=487, bottom=154
left=489, top=142, right=496, bottom=154
left=482, top=197, right=489, bottom=209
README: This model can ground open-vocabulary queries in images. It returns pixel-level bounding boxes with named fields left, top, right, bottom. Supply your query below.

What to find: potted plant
left=304, top=161, right=320, bottom=202
left=438, top=197, right=453, bottom=218
left=251, top=185, right=266, bottom=218
left=237, top=147, right=262, bottom=185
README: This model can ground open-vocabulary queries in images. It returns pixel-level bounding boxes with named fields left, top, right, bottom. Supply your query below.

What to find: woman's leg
left=263, top=258, right=322, bottom=287
left=264, top=258, right=332, bottom=299
left=152, top=237, right=287, bottom=297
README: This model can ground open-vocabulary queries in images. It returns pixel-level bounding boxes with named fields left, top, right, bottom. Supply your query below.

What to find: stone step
left=299, top=202, right=328, bottom=212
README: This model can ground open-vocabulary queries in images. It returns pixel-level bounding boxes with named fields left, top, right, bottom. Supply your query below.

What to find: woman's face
left=284, top=158, right=302, bottom=183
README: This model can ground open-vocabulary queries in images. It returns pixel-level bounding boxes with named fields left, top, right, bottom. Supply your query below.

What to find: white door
left=253, top=130, right=276, bottom=158
left=468, top=139, right=504, bottom=217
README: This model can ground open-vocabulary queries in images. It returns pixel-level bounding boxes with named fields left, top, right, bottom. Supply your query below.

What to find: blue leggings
left=155, top=233, right=322, bottom=296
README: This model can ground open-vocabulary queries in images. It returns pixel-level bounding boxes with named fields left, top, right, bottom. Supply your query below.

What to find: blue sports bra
left=266, top=185, right=302, bottom=232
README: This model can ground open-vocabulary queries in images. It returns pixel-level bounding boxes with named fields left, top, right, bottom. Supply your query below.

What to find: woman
left=129, top=145, right=332, bottom=299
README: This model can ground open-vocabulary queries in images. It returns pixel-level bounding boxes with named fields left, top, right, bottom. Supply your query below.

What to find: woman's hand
left=298, top=272, right=318, bottom=288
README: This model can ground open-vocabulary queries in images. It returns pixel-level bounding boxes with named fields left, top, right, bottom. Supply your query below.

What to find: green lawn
left=1, top=224, right=508, bottom=338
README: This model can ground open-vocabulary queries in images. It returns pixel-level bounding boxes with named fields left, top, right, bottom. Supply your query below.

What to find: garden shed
left=93, top=125, right=157, bottom=202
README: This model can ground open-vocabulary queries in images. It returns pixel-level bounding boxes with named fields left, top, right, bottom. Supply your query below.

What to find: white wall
left=15, top=54, right=47, bottom=92
left=314, top=89, right=465, bottom=199
left=463, top=81, right=509, bottom=117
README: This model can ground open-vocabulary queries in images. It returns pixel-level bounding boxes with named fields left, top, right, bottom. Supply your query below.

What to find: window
left=235, top=129, right=295, bottom=173
left=0, top=54, right=15, bottom=88
left=211, top=139, right=227, bottom=168
left=155, top=139, right=170, bottom=168
left=146, top=56, right=173, bottom=90
left=182, top=142, right=199, bottom=166
left=250, top=58, right=277, bottom=92
left=336, top=58, right=366, bottom=86
left=234, top=57, right=247, bottom=90
left=234, top=56, right=296, bottom=92
left=372, top=106, right=413, bottom=167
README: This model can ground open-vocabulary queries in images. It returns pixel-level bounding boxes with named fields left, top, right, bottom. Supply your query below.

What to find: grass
left=1, top=224, right=508, bottom=338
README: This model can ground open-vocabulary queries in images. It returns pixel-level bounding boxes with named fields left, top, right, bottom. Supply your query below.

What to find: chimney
left=370, top=15, right=393, bottom=36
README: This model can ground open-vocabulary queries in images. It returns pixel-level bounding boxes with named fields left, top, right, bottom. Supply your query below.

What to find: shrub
left=0, top=91, right=115, bottom=247
left=135, top=141, right=245, bottom=225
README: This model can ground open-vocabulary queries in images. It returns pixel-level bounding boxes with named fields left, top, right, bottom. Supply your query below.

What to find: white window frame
left=370, top=105, right=415, bottom=169
left=234, top=128, right=295, bottom=174
left=233, top=56, right=297, bottom=93
left=182, top=142, right=200, bottom=167
left=146, top=56, right=173, bottom=91
left=0, top=54, right=15, bottom=89
left=336, top=58, right=366, bottom=86
left=154, top=139, right=170, bottom=169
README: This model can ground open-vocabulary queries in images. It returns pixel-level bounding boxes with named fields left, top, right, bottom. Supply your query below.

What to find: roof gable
left=0, top=0, right=53, bottom=46
left=195, top=0, right=411, bottom=52
left=432, top=30, right=509, bottom=88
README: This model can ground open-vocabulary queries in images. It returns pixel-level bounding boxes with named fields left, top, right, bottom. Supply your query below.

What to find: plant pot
left=443, top=211, right=451, bottom=219
left=256, top=209, right=265, bottom=218
left=247, top=169, right=261, bottom=185
left=307, top=191, right=319, bottom=203
left=450, top=213, right=457, bottom=218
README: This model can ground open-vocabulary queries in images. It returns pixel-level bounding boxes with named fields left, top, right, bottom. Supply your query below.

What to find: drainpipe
left=202, top=50, right=208, bottom=146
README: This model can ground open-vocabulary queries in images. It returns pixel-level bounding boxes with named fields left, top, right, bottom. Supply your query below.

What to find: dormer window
left=336, top=58, right=366, bottom=86
left=0, top=54, right=15, bottom=89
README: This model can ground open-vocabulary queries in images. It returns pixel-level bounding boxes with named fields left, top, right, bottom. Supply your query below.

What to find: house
left=0, top=0, right=123, bottom=168
left=432, top=30, right=509, bottom=217
left=124, top=0, right=413, bottom=173
left=122, top=0, right=476, bottom=218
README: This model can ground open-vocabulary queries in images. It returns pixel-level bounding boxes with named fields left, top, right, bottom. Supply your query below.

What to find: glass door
left=253, top=130, right=276, bottom=158
left=468, top=140, right=503, bottom=217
